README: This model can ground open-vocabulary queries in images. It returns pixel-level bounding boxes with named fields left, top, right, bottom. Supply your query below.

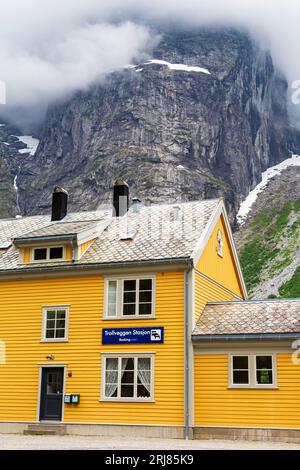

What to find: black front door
left=40, top=368, right=64, bottom=421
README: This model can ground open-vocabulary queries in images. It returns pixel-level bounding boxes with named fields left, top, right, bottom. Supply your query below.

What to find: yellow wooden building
left=0, top=182, right=299, bottom=441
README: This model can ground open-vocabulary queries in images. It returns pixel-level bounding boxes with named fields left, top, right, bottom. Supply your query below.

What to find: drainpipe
left=184, top=263, right=193, bottom=440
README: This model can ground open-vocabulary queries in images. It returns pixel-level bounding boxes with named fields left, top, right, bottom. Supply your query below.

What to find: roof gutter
left=0, top=257, right=192, bottom=278
left=13, top=234, right=77, bottom=246
left=192, top=333, right=300, bottom=341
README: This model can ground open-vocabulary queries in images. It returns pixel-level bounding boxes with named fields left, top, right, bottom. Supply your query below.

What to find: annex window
left=102, top=355, right=154, bottom=401
left=42, top=307, right=69, bottom=342
left=104, top=277, right=155, bottom=319
left=32, top=246, right=65, bottom=262
left=217, top=230, right=223, bottom=257
left=230, top=354, right=276, bottom=388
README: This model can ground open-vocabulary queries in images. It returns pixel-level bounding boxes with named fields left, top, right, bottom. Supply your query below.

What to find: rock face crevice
left=2, top=28, right=300, bottom=219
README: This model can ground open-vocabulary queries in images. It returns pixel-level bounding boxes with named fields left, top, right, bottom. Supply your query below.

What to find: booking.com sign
left=0, top=80, right=6, bottom=105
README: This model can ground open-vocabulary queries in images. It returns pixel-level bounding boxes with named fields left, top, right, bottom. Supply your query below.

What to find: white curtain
left=137, top=358, right=151, bottom=395
left=105, top=358, right=118, bottom=398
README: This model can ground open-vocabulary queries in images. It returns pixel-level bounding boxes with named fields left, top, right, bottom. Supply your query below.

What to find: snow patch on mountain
left=16, top=135, right=39, bottom=156
left=237, top=154, right=300, bottom=225
left=126, top=61, right=211, bottom=75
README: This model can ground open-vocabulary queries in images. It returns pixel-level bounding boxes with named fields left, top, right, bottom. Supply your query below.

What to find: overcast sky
left=1, top=0, right=300, bottom=129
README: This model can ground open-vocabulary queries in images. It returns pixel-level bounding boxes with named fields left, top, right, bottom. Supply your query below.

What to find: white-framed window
left=104, top=276, right=155, bottom=319
left=42, top=306, right=69, bottom=342
left=31, top=246, right=66, bottom=262
left=101, top=354, right=154, bottom=402
left=217, top=230, right=223, bottom=257
left=229, top=354, right=276, bottom=388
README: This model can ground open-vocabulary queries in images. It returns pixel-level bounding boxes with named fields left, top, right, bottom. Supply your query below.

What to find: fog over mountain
left=1, top=0, right=300, bottom=130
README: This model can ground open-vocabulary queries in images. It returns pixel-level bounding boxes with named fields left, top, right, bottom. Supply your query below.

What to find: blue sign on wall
left=102, top=327, right=164, bottom=345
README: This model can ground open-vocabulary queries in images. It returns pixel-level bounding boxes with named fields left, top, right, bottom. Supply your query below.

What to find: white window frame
left=100, top=353, right=155, bottom=402
left=41, top=306, right=70, bottom=343
left=31, top=246, right=66, bottom=263
left=229, top=353, right=277, bottom=389
left=104, top=275, right=156, bottom=320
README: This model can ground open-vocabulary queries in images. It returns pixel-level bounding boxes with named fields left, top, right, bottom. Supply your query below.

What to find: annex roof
left=193, top=299, right=300, bottom=338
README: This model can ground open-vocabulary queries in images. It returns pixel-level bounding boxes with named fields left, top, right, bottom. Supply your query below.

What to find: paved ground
left=0, top=434, right=299, bottom=450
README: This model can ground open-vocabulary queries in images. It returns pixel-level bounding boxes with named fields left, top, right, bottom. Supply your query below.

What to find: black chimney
left=51, top=187, right=68, bottom=222
left=113, top=179, right=129, bottom=217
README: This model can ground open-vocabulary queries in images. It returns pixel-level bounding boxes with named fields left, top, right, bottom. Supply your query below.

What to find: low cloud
left=1, top=0, right=300, bottom=129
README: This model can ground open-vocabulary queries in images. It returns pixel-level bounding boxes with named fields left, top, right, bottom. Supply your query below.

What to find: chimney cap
left=114, top=178, right=129, bottom=187
left=53, top=186, right=68, bottom=195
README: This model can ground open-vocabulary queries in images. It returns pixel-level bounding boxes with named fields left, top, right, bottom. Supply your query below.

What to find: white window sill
left=103, top=316, right=156, bottom=321
left=40, top=340, right=69, bottom=343
left=228, top=386, right=278, bottom=390
left=99, top=398, right=155, bottom=403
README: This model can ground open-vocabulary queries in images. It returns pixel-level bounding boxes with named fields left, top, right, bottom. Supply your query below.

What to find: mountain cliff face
left=11, top=28, right=299, bottom=219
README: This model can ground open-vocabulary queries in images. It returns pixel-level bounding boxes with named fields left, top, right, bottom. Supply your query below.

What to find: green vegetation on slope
left=239, top=200, right=300, bottom=295
left=278, top=267, right=300, bottom=298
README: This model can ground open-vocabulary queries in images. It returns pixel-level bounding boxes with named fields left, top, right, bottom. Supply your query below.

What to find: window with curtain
left=103, top=355, right=153, bottom=400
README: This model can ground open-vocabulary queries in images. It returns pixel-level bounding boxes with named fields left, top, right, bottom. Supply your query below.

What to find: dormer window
left=217, top=230, right=223, bottom=257
left=32, top=246, right=65, bottom=262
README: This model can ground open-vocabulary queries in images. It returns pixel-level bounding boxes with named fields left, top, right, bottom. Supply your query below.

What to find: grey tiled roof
left=15, top=221, right=101, bottom=239
left=0, top=199, right=220, bottom=271
left=193, top=300, right=300, bottom=336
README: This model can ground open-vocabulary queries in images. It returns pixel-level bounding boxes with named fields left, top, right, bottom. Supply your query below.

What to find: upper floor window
left=42, top=306, right=69, bottom=342
left=32, top=246, right=65, bottom=262
left=217, top=230, right=223, bottom=257
left=230, top=354, right=276, bottom=388
left=105, top=276, right=155, bottom=319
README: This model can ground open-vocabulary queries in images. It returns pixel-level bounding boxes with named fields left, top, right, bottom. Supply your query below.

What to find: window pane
left=122, top=371, right=134, bottom=383
left=256, top=356, right=272, bottom=370
left=46, top=320, right=55, bottom=329
left=34, top=248, right=47, bottom=261
left=107, top=281, right=117, bottom=317
left=140, top=279, right=152, bottom=290
left=124, top=280, right=136, bottom=291
left=106, top=358, right=118, bottom=370
left=105, top=384, right=118, bottom=398
left=121, top=384, right=134, bottom=397
left=55, top=329, right=65, bottom=339
left=46, top=329, right=55, bottom=339
left=122, top=358, right=134, bottom=370
left=47, top=311, right=56, bottom=319
left=124, top=291, right=136, bottom=303
left=138, top=357, right=151, bottom=371
left=233, top=356, right=248, bottom=370
left=56, top=319, right=65, bottom=329
left=137, top=384, right=150, bottom=398
left=56, top=310, right=66, bottom=319
left=233, top=370, right=249, bottom=384
left=257, top=370, right=273, bottom=385
left=139, top=303, right=152, bottom=316
left=123, top=304, right=136, bottom=316
left=139, top=291, right=152, bottom=303
left=50, top=247, right=64, bottom=259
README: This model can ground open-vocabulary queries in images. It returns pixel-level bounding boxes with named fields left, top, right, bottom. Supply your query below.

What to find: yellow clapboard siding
left=0, top=272, right=185, bottom=425
left=194, top=354, right=300, bottom=428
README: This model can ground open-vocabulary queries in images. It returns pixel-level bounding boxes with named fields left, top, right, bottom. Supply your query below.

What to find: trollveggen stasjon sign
left=102, top=327, right=164, bottom=345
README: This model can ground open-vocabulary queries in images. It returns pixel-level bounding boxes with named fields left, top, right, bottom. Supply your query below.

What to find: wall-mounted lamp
left=46, top=354, right=55, bottom=361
